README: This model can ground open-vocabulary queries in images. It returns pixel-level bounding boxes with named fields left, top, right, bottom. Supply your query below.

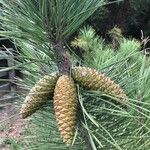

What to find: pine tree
left=0, top=1, right=150, bottom=150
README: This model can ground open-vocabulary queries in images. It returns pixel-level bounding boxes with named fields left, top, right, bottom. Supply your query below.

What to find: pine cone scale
left=53, top=75, right=77, bottom=145
left=20, top=74, right=58, bottom=118
left=72, top=67, right=127, bottom=104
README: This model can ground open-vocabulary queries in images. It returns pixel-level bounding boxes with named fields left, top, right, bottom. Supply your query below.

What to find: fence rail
left=0, top=38, right=15, bottom=94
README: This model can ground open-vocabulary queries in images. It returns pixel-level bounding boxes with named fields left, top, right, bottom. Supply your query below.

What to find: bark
left=52, top=41, right=71, bottom=75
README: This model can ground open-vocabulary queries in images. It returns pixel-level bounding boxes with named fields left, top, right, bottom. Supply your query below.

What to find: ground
left=0, top=94, right=24, bottom=150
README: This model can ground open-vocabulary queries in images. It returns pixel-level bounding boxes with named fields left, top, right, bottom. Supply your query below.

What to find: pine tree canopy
left=0, top=1, right=150, bottom=150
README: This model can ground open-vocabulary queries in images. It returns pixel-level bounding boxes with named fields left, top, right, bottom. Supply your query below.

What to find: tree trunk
left=52, top=41, right=71, bottom=75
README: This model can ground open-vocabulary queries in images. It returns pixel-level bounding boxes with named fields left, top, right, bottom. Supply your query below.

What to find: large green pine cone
left=20, top=74, right=58, bottom=119
left=53, top=75, right=77, bottom=145
left=72, top=67, right=127, bottom=104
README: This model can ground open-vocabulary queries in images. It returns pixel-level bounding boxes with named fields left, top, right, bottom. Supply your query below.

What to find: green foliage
left=72, top=26, right=150, bottom=149
left=16, top=26, right=150, bottom=150
left=0, top=0, right=109, bottom=150
left=0, top=0, right=105, bottom=42
left=71, top=26, right=115, bottom=69
left=0, top=1, right=150, bottom=150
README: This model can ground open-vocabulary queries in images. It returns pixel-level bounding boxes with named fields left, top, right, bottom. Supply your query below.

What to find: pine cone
left=20, top=74, right=58, bottom=118
left=72, top=67, right=127, bottom=104
left=53, top=75, right=77, bottom=145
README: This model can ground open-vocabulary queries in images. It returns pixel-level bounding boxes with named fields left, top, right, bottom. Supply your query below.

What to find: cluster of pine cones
left=20, top=66, right=127, bottom=145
